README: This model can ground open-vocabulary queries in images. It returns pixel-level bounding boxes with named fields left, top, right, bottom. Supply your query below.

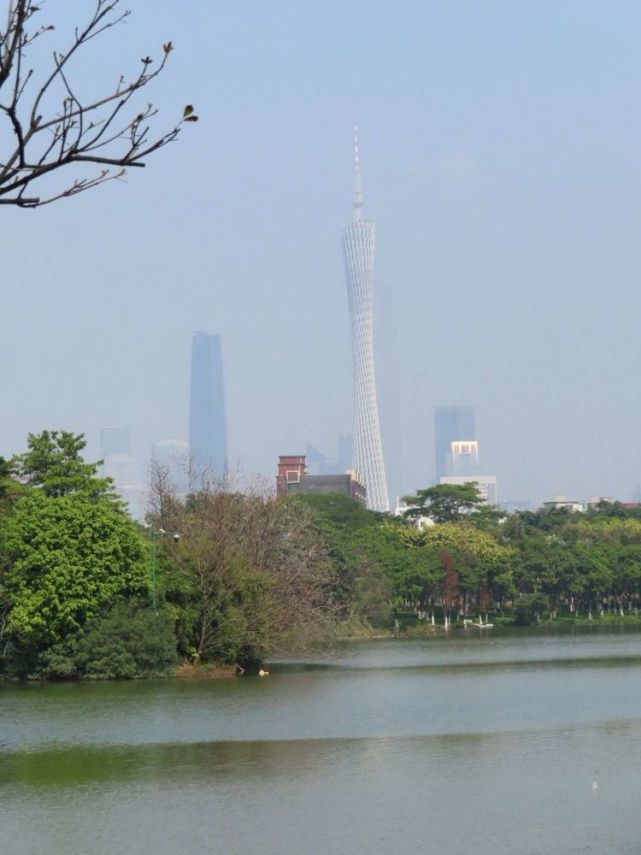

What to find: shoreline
left=4, top=618, right=641, bottom=683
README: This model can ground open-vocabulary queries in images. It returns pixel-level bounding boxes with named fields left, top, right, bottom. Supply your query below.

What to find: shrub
left=40, top=603, right=177, bottom=679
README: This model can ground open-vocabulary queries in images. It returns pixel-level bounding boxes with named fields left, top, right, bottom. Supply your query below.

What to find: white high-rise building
left=341, top=126, right=389, bottom=512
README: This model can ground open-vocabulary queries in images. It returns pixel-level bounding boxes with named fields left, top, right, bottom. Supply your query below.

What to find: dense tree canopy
left=148, top=479, right=338, bottom=669
left=0, top=473, right=149, bottom=676
left=3, top=432, right=641, bottom=679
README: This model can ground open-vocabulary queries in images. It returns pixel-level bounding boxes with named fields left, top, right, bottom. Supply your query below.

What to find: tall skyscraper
left=434, top=405, right=476, bottom=481
left=341, top=126, right=389, bottom=512
left=189, top=332, right=228, bottom=479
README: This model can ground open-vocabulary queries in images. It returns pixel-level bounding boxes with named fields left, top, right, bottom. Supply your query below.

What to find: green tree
left=0, top=455, right=27, bottom=510
left=293, top=493, right=386, bottom=612
left=1, top=490, right=148, bottom=675
left=390, top=546, right=442, bottom=615
left=40, top=603, right=176, bottom=680
left=0, top=457, right=11, bottom=499
left=407, top=522, right=514, bottom=612
left=403, top=482, right=485, bottom=524
left=12, top=430, right=112, bottom=498
left=150, top=484, right=337, bottom=670
left=514, top=592, right=550, bottom=626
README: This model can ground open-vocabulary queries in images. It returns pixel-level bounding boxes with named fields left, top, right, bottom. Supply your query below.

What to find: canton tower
left=342, top=126, right=390, bottom=512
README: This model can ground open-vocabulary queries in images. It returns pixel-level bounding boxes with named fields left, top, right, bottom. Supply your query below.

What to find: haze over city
left=4, top=0, right=641, bottom=505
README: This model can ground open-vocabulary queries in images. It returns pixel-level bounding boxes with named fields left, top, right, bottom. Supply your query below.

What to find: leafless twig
left=0, top=0, right=196, bottom=208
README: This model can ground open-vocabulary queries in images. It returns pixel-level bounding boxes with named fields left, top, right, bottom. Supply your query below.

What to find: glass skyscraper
left=341, top=127, right=389, bottom=512
left=189, top=332, right=228, bottom=479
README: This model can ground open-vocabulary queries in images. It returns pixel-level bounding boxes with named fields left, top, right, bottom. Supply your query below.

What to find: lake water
left=2, top=626, right=641, bottom=854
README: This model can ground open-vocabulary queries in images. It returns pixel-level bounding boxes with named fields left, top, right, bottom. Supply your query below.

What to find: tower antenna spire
left=353, top=123, right=363, bottom=222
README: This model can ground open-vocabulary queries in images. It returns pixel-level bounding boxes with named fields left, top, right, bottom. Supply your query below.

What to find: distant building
left=436, top=418, right=496, bottom=505
left=189, top=332, right=228, bottom=479
left=449, top=440, right=480, bottom=477
left=392, top=498, right=434, bottom=529
left=434, top=405, right=476, bottom=481
left=99, top=426, right=143, bottom=519
left=276, top=455, right=366, bottom=505
left=541, top=493, right=584, bottom=513
left=305, top=434, right=354, bottom=476
left=103, top=452, right=136, bottom=488
left=440, top=474, right=498, bottom=506
left=586, top=496, right=616, bottom=510
left=305, top=444, right=333, bottom=476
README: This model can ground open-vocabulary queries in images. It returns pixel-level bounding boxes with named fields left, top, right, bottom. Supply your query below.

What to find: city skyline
left=5, top=1, right=641, bottom=505
left=341, top=127, right=390, bottom=512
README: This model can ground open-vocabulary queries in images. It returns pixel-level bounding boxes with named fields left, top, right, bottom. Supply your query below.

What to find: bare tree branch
left=0, top=0, right=195, bottom=208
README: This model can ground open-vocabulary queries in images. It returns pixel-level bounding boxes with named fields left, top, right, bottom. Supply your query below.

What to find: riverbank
left=173, top=662, right=238, bottom=679
left=5, top=614, right=641, bottom=682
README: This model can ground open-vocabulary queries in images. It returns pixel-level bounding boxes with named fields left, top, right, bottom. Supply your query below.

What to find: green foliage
left=1, top=490, right=148, bottom=674
left=403, top=482, right=485, bottom=524
left=153, top=489, right=337, bottom=670
left=0, top=457, right=12, bottom=499
left=11, top=430, right=112, bottom=499
left=40, top=604, right=176, bottom=679
left=408, top=522, right=515, bottom=602
left=295, top=492, right=383, bottom=531
left=0, top=455, right=28, bottom=510
left=351, top=568, right=394, bottom=626
left=293, top=494, right=413, bottom=619
left=7, top=427, right=641, bottom=681
left=514, top=593, right=550, bottom=626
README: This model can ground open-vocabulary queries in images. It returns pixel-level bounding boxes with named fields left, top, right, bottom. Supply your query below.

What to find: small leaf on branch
left=184, top=115, right=199, bottom=122
left=183, top=105, right=194, bottom=117
left=141, top=56, right=152, bottom=65
left=163, top=41, right=173, bottom=54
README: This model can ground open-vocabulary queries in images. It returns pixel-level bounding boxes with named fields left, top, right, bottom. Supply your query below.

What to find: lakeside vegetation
left=2, top=431, right=641, bottom=680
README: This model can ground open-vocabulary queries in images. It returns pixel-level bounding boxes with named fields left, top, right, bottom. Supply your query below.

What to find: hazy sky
left=4, top=0, right=641, bottom=506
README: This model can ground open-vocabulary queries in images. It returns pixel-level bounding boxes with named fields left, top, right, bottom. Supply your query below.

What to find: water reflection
left=3, top=630, right=641, bottom=855
left=3, top=719, right=641, bottom=790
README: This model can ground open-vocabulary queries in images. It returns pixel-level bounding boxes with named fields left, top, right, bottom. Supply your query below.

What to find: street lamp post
left=149, top=527, right=180, bottom=609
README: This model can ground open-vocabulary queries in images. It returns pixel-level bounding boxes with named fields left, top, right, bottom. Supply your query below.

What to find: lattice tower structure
left=341, top=126, right=390, bottom=512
